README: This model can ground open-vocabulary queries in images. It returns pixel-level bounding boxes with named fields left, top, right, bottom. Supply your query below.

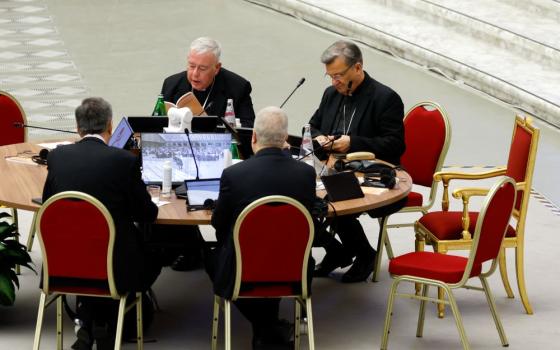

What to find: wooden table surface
left=0, top=142, right=412, bottom=225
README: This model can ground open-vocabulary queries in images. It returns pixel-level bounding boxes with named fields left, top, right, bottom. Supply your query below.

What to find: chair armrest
left=434, top=167, right=506, bottom=211
left=450, top=187, right=490, bottom=240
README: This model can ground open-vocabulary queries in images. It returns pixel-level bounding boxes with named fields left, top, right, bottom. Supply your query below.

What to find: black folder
left=321, top=171, right=364, bottom=202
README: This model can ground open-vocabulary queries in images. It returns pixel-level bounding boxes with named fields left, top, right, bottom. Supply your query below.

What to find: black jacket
left=161, top=68, right=256, bottom=127
left=42, top=137, right=158, bottom=293
left=309, top=72, right=405, bottom=165
left=210, top=147, right=316, bottom=298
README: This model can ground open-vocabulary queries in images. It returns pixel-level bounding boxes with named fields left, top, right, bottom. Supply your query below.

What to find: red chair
left=373, top=101, right=450, bottom=281
left=0, top=91, right=30, bottom=269
left=415, top=116, right=539, bottom=317
left=33, top=191, right=144, bottom=350
left=381, top=177, right=517, bottom=350
left=211, top=195, right=315, bottom=350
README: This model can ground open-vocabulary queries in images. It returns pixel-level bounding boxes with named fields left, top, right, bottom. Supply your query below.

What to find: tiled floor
left=1, top=1, right=559, bottom=349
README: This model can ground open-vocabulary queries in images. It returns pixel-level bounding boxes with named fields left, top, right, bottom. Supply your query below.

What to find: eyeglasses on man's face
left=325, top=63, right=355, bottom=81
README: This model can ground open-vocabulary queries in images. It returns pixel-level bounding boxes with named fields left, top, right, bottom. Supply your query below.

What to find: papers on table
left=37, top=141, right=73, bottom=150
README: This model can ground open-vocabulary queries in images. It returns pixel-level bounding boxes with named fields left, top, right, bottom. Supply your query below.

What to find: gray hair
left=75, top=97, right=112, bottom=135
left=320, top=40, right=363, bottom=66
left=189, top=37, right=221, bottom=61
left=254, top=106, right=288, bottom=148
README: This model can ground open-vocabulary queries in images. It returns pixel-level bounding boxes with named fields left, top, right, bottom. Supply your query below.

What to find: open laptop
left=108, top=117, right=134, bottom=148
left=191, top=116, right=219, bottom=133
left=321, top=171, right=364, bottom=202
left=184, top=178, right=220, bottom=210
left=127, top=116, right=168, bottom=133
left=140, top=132, right=232, bottom=186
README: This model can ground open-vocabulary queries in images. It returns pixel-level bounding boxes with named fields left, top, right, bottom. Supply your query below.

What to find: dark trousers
left=324, top=213, right=375, bottom=259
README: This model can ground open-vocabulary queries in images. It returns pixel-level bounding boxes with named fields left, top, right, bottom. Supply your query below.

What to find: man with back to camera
left=161, top=36, right=256, bottom=127
left=309, top=40, right=405, bottom=283
left=160, top=36, right=256, bottom=270
left=42, top=97, right=161, bottom=350
left=207, top=106, right=316, bottom=349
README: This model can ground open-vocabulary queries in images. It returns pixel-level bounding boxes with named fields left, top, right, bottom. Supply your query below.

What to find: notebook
left=140, top=132, right=231, bottom=185
left=321, top=171, right=364, bottom=202
left=108, top=117, right=134, bottom=148
left=184, top=178, right=221, bottom=208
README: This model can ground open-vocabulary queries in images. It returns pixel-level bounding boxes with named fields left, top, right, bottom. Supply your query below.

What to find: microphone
left=184, top=128, right=200, bottom=180
left=13, top=122, right=77, bottom=134
left=279, top=77, right=306, bottom=108
left=295, top=134, right=341, bottom=161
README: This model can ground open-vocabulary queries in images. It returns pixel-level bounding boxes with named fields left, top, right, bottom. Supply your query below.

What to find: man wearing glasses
left=161, top=37, right=256, bottom=127
left=309, top=40, right=405, bottom=283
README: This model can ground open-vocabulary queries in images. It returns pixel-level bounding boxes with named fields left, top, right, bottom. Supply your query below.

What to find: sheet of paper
left=37, top=141, right=73, bottom=149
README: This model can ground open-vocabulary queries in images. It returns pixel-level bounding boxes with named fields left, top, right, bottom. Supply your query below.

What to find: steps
left=246, top=0, right=560, bottom=128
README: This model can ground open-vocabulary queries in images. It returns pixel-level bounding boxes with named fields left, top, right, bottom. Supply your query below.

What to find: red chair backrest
left=472, top=179, right=516, bottom=267
left=38, top=192, right=115, bottom=291
left=505, top=121, right=535, bottom=211
left=0, top=92, right=26, bottom=146
left=235, top=198, right=312, bottom=285
left=400, top=103, right=449, bottom=187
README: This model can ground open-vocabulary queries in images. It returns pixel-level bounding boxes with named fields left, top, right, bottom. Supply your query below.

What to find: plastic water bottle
left=224, top=99, right=236, bottom=128
left=152, top=94, right=166, bottom=116
left=299, top=124, right=314, bottom=167
left=230, top=140, right=240, bottom=160
left=162, top=160, right=172, bottom=197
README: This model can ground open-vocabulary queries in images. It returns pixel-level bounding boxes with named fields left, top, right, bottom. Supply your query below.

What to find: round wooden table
left=0, top=143, right=412, bottom=224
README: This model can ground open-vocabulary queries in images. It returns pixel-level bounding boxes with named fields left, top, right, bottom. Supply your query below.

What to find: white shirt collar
left=82, top=134, right=107, bottom=144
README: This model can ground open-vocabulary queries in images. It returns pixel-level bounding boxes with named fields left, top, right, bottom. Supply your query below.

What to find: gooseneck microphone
left=279, top=77, right=306, bottom=108
left=13, top=122, right=78, bottom=134
left=184, top=128, right=200, bottom=180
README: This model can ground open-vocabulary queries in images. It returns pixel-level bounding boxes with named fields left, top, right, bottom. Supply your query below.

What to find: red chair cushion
left=418, top=211, right=516, bottom=240
left=0, top=94, right=25, bottom=146
left=389, top=251, right=482, bottom=283
left=404, top=191, right=423, bottom=207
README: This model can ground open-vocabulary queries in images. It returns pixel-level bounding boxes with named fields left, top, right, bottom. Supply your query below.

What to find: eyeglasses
left=325, top=63, right=355, bottom=81
left=187, top=63, right=211, bottom=73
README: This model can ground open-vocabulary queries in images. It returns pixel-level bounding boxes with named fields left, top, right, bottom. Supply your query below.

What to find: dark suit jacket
left=161, top=68, right=256, bottom=127
left=309, top=72, right=405, bottom=165
left=210, top=147, right=316, bottom=298
left=42, top=137, right=158, bottom=293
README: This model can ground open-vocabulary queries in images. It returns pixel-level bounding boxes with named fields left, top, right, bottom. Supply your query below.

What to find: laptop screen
left=108, top=118, right=134, bottom=148
left=141, top=132, right=232, bottom=184
left=184, top=178, right=221, bottom=206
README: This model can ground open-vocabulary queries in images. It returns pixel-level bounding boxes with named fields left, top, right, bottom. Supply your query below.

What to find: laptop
left=140, top=132, right=232, bottom=186
left=191, top=116, right=219, bottom=133
left=321, top=171, right=364, bottom=202
left=184, top=178, right=220, bottom=210
left=108, top=117, right=134, bottom=148
left=127, top=116, right=169, bottom=133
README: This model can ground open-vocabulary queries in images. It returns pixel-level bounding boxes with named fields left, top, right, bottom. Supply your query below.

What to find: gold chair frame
left=415, top=115, right=539, bottom=317
left=381, top=177, right=516, bottom=350
left=33, top=191, right=143, bottom=350
left=212, top=195, right=315, bottom=350
left=373, top=101, right=451, bottom=281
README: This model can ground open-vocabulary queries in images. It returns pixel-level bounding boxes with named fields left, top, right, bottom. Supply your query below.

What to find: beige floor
left=1, top=0, right=560, bottom=349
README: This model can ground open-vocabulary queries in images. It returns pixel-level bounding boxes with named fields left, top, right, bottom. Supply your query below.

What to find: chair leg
left=56, top=296, right=63, bottom=350
left=212, top=296, right=220, bottom=350
left=416, top=284, right=429, bottom=338
left=445, top=286, right=470, bottom=350
left=147, top=287, right=161, bottom=311
left=294, top=299, right=301, bottom=350
left=373, top=216, right=389, bottom=282
left=414, top=231, right=425, bottom=295
left=114, top=296, right=127, bottom=350
left=136, top=292, right=143, bottom=350
left=480, top=276, right=509, bottom=346
left=306, top=298, right=315, bottom=350
left=436, top=249, right=447, bottom=318
left=380, top=278, right=400, bottom=350
left=27, top=211, right=38, bottom=252
left=33, top=292, right=47, bottom=350
left=515, top=245, right=534, bottom=314
left=224, top=300, right=231, bottom=350
left=498, top=247, right=514, bottom=298
left=12, top=208, right=21, bottom=275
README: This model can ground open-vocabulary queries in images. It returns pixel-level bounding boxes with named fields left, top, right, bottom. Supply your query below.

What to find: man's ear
left=215, top=62, right=222, bottom=76
left=251, top=130, right=257, bottom=145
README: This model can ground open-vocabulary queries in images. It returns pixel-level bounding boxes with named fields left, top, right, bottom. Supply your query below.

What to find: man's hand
left=315, top=135, right=329, bottom=146
left=331, top=135, right=350, bottom=153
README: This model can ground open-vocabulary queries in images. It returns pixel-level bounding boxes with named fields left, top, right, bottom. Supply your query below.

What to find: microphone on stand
left=279, top=77, right=306, bottom=108
left=184, top=128, right=200, bottom=180
left=13, top=122, right=78, bottom=134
